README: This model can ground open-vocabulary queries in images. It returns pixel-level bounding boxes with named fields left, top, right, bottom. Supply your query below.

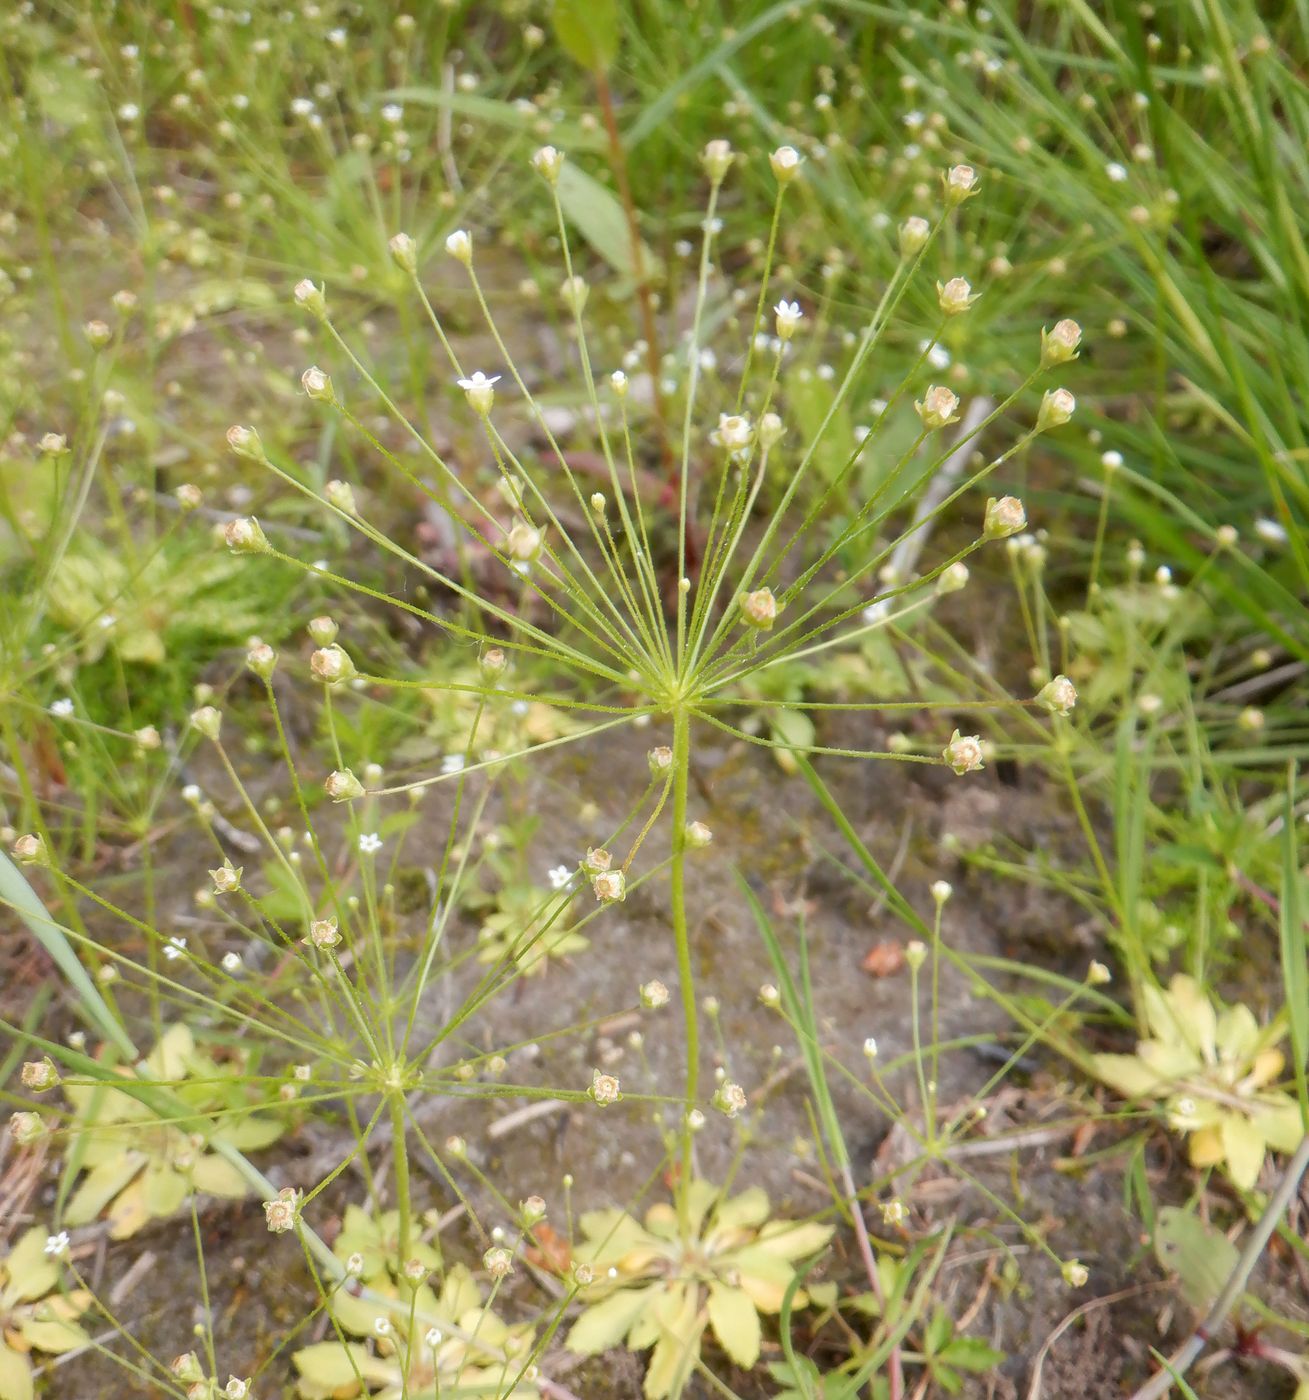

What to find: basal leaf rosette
left=567, top=1182, right=833, bottom=1399
left=292, top=1205, right=536, bottom=1399
left=0, top=1227, right=93, bottom=1400
left=1092, top=975, right=1302, bottom=1190
left=61, top=1024, right=283, bottom=1239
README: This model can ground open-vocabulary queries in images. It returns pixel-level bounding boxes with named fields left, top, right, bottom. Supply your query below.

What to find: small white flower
left=548, top=864, right=573, bottom=890
left=163, top=935, right=188, bottom=961
left=445, top=229, right=472, bottom=264
left=769, top=145, right=803, bottom=182
left=774, top=299, right=803, bottom=340
left=49, top=697, right=74, bottom=717
left=1105, top=161, right=1128, bottom=182
left=380, top=103, right=404, bottom=125
left=44, top=1231, right=70, bottom=1258
left=712, top=413, right=753, bottom=452
left=358, top=832, right=383, bottom=855
left=1255, top=518, right=1288, bottom=546
left=221, top=952, right=243, bottom=973
left=441, top=754, right=465, bottom=776
left=457, top=370, right=500, bottom=415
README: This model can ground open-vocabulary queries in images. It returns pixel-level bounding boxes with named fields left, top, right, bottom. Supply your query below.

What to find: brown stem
left=839, top=1161, right=904, bottom=1400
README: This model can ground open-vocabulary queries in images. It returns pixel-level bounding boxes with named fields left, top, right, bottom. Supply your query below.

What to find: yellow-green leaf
left=707, top=1282, right=761, bottom=1369
left=567, top=1285, right=657, bottom=1355
left=0, top=1342, right=34, bottom=1400
left=552, top=0, right=618, bottom=71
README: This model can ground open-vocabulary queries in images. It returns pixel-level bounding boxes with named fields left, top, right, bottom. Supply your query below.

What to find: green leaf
left=566, top=1285, right=656, bottom=1354
left=554, top=162, right=660, bottom=287
left=707, top=1281, right=762, bottom=1369
left=383, top=86, right=604, bottom=150
left=940, top=1336, right=1006, bottom=1371
left=552, top=0, right=618, bottom=71
left=0, top=1342, right=34, bottom=1400
left=1153, top=1206, right=1238, bottom=1311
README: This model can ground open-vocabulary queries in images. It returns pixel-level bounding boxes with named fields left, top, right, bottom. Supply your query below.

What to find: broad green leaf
left=940, top=1336, right=1006, bottom=1371
left=64, top=1152, right=144, bottom=1226
left=554, top=162, right=660, bottom=287
left=1153, top=1206, right=1238, bottom=1311
left=566, top=1285, right=657, bottom=1354
left=1, top=1228, right=59, bottom=1304
left=707, top=1282, right=762, bottom=1369
left=190, top=1153, right=252, bottom=1199
left=19, top=1316, right=90, bottom=1355
left=0, top=1342, right=34, bottom=1400
left=1090, top=1052, right=1164, bottom=1101
left=1219, top=1113, right=1267, bottom=1191
left=552, top=0, right=618, bottom=71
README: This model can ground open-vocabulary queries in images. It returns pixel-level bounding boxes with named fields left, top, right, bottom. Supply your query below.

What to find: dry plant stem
left=1128, top=1131, right=1309, bottom=1400
left=838, top=1160, right=903, bottom=1400
left=593, top=67, right=672, bottom=481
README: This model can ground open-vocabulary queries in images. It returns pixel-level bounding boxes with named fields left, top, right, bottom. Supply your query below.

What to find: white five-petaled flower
left=457, top=371, right=500, bottom=415
left=49, top=697, right=74, bottom=717
left=163, top=935, right=188, bottom=961
left=445, top=229, right=472, bottom=264
left=548, top=864, right=573, bottom=891
left=712, top=413, right=753, bottom=452
left=358, top=832, right=383, bottom=855
left=44, top=1231, right=70, bottom=1258
left=774, top=300, right=802, bottom=340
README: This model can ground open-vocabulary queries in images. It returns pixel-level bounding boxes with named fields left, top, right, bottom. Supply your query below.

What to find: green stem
left=390, top=1092, right=412, bottom=1264
left=670, top=705, right=698, bottom=1238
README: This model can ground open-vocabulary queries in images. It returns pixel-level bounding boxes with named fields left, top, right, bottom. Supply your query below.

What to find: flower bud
left=757, top=412, right=785, bottom=449
left=210, top=859, right=243, bottom=894
left=609, top=369, right=628, bottom=397
left=684, top=820, right=713, bottom=849
left=480, top=647, right=508, bottom=680
left=931, top=880, right=952, bottom=905
left=739, top=587, right=778, bottom=630
left=9, top=1110, right=45, bottom=1144
left=769, top=145, right=803, bottom=183
left=1036, top=387, right=1076, bottom=431
left=175, top=483, right=203, bottom=511
left=445, top=229, right=472, bottom=265
left=592, top=869, right=626, bottom=903
left=307, top=615, right=338, bottom=646
left=1040, top=319, right=1082, bottom=368
left=983, top=495, right=1026, bottom=540
left=325, top=479, right=357, bottom=514
left=21, top=1057, right=59, bottom=1092
left=1035, top=674, right=1078, bottom=717
left=246, top=640, right=277, bottom=679
left=702, top=138, right=734, bottom=182
left=942, top=729, right=984, bottom=776
left=311, top=644, right=356, bottom=685
left=914, top=384, right=960, bottom=430
left=224, top=516, right=271, bottom=554
left=301, top=365, right=334, bottom=402
left=85, top=319, right=112, bottom=349
left=1088, top=960, right=1112, bottom=986
left=774, top=299, right=802, bottom=340
left=943, top=163, right=978, bottom=205
left=135, top=725, right=162, bottom=750
left=589, top=492, right=606, bottom=516
left=293, top=279, right=327, bottom=318
left=190, top=706, right=223, bottom=740
left=506, top=522, right=542, bottom=563
left=12, top=833, right=48, bottom=866
left=640, top=979, right=670, bottom=1009
left=589, top=1069, right=622, bottom=1105
left=325, top=768, right=365, bottom=801
left=531, top=145, right=564, bottom=183
left=759, top=984, right=780, bottom=1008
left=898, top=215, right=931, bottom=257
left=1061, top=1259, right=1089, bottom=1288
left=936, top=561, right=969, bottom=595
left=225, top=425, right=267, bottom=462
left=389, top=231, right=417, bottom=273
left=559, top=275, right=588, bottom=313
left=904, top=940, right=927, bottom=970
left=937, top=276, right=976, bottom=316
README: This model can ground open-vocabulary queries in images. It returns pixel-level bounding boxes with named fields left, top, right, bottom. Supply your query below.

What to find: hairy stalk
left=670, top=704, right=698, bottom=1238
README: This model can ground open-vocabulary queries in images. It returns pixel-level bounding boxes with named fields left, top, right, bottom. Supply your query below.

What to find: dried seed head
left=12, top=833, right=48, bottom=866
left=936, top=561, right=969, bottom=595
left=483, top=1246, right=514, bottom=1279
left=648, top=746, right=673, bottom=776
left=305, top=917, right=341, bottom=949
left=589, top=1069, right=622, bottom=1105
left=943, top=163, right=979, bottom=205
left=480, top=647, right=508, bottom=680
left=210, top=859, right=243, bottom=894
left=135, top=724, right=162, bottom=750
left=9, top=1110, right=45, bottom=1145
left=712, top=1081, right=748, bottom=1117
left=769, top=144, right=803, bottom=183
left=21, top=1058, right=59, bottom=1092
left=388, top=231, right=417, bottom=273
left=307, top=615, right=338, bottom=646
left=445, top=229, right=472, bottom=265
left=702, top=138, right=734, bottom=182
left=684, top=820, right=713, bottom=849
left=190, top=706, right=223, bottom=740
left=311, top=644, right=356, bottom=685
left=39, top=432, right=70, bottom=456
left=937, top=276, right=976, bottom=315
left=324, top=768, right=365, bottom=802
left=583, top=847, right=612, bottom=874
left=640, top=979, right=670, bottom=1009
left=292, top=279, right=326, bottom=318
left=713, top=413, right=754, bottom=452
left=592, top=869, right=626, bottom=903
left=898, top=215, right=931, bottom=257
left=301, top=365, right=334, bottom=402
left=1040, top=319, right=1082, bottom=368
left=224, top=516, right=271, bottom=554
left=1035, top=674, right=1078, bottom=717
left=246, top=640, right=277, bottom=680
left=983, top=495, right=1027, bottom=540
left=1037, top=387, right=1076, bottom=431
left=1061, top=1260, right=1089, bottom=1288
left=914, top=384, right=960, bottom=430
left=531, top=145, right=565, bottom=183
left=942, top=729, right=984, bottom=776
left=506, top=521, right=542, bottom=563
left=739, top=587, right=778, bottom=630
left=175, top=483, right=203, bottom=511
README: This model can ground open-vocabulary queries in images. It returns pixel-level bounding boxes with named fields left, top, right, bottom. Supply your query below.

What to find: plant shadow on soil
left=11, top=718, right=1302, bottom=1399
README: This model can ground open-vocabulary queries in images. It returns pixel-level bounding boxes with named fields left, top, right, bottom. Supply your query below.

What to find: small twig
left=1127, top=1132, right=1309, bottom=1400
left=486, top=1097, right=568, bottom=1140
left=1027, top=1283, right=1167, bottom=1399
